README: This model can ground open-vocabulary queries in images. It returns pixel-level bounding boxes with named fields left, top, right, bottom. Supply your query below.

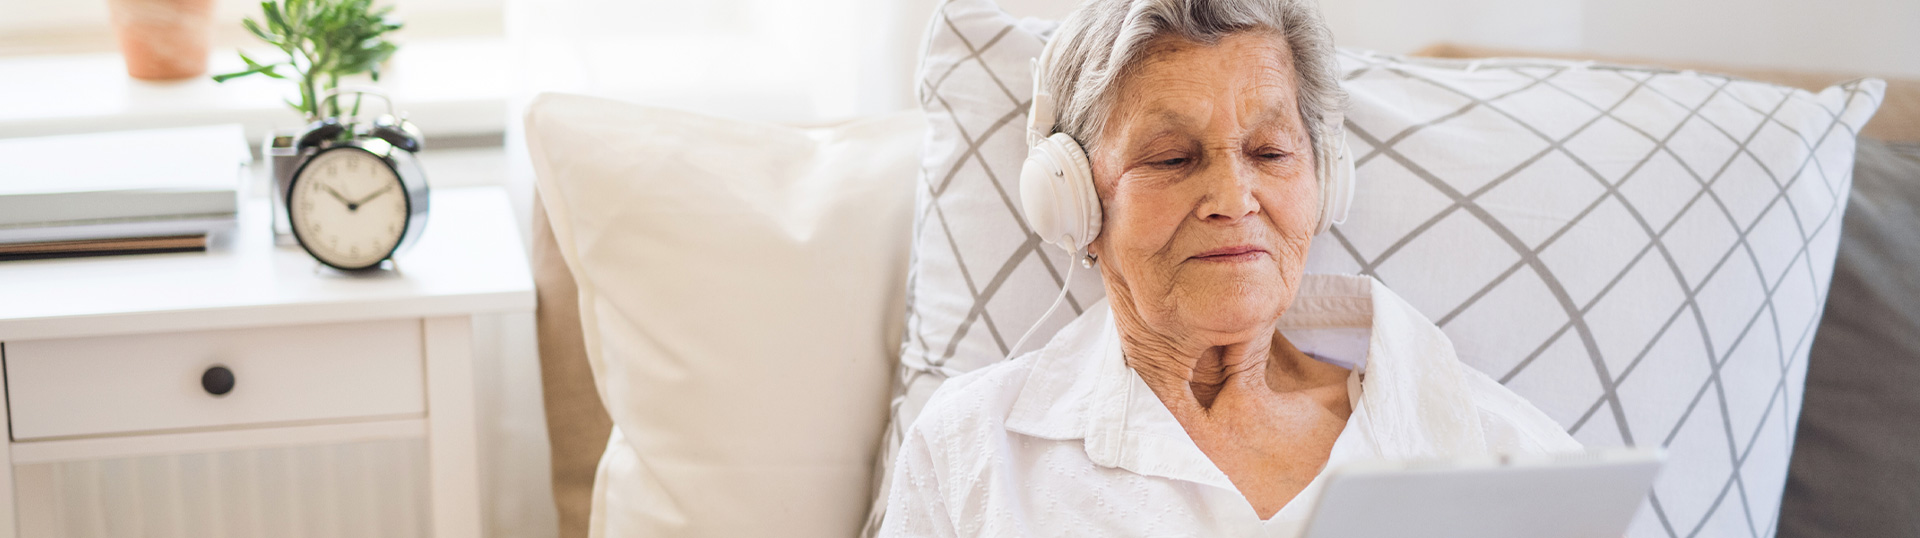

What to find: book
left=0, top=234, right=206, bottom=261
left=0, top=124, right=247, bottom=243
left=0, top=213, right=234, bottom=244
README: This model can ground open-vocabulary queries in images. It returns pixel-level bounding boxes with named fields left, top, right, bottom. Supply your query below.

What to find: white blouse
left=879, top=274, right=1582, bottom=537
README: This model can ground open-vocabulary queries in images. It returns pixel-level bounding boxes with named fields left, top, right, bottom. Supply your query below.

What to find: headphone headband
left=1026, top=34, right=1064, bottom=148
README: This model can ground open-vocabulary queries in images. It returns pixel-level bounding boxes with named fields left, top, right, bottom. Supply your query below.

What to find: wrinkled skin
left=1087, top=31, right=1351, bottom=520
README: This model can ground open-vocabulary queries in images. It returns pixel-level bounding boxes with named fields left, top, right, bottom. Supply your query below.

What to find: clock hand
left=350, top=183, right=399, bottom=206
left=320, top=184, right=356, bottom=208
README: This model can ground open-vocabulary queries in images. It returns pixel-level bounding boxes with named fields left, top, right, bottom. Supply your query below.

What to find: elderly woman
left=881, top=0, right=1580, bottom=536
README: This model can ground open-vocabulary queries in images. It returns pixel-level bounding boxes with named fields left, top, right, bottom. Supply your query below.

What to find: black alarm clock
left=283, top=88, right=429, bottom=271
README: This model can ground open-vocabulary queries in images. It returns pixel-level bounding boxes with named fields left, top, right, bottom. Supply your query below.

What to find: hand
left=350, top=184, right=398, bottom=207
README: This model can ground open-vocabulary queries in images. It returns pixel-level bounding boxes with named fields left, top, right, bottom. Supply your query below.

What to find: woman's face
left=1089, top=32, right=1320, bottom=346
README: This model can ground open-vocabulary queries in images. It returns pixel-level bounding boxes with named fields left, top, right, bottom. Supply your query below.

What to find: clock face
left=289, top=147, right=410, bottom=270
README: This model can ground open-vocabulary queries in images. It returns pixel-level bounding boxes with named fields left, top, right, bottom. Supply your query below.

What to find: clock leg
left=424, top=317, right=481, bottom=538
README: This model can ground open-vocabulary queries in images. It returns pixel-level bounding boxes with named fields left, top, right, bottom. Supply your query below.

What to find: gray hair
left=1041, top=0, right=1347, bottom=161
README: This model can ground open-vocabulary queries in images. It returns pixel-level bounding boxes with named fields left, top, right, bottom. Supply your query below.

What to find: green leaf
left=354, top=41, right=397, bottom=75
left=212, top=64, right=277, bottom=82
left=241, top=18, right=277, bottom=45
left=261, top=2, right=289, bottom=34
left=232, top=0, right=404, bottom=119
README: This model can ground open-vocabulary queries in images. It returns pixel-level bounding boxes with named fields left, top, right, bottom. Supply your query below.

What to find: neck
left=1110, top=294, right=1286, bottom=410
left=1096, top=260, right=1344, bottom=415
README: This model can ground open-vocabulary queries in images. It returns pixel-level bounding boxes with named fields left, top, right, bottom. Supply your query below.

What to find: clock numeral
left=291, top=151, right=415, bottom=268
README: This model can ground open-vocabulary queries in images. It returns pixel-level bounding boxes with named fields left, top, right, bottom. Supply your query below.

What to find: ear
left=1086, top=225, right=1115, bottom=275
left=1081, top=146, right=1116, bottom=264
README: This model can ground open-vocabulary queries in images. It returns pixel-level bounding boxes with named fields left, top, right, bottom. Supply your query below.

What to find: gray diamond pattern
left=869, top=2, right=1884, bottom=536
left=1316, top=51, right=1878, bottom=538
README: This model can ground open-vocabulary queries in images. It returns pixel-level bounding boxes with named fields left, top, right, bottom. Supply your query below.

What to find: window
left=0, top=0, right=502, bottom=56
left=0, top=0, right=510, bottom=145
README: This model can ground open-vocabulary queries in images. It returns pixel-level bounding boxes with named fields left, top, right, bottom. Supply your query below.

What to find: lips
left=1192, top=245, right=1268, bottom=262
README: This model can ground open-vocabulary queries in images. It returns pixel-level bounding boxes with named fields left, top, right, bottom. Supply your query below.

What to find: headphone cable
left=1006, top=246, right=1081, bottom=360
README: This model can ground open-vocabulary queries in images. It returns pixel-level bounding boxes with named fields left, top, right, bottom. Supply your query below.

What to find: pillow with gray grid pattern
left=868, top=1, right=1885, bottom=536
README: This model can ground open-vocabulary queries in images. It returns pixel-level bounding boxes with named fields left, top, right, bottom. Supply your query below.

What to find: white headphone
left=1017, top=36, right=1356, bottom=257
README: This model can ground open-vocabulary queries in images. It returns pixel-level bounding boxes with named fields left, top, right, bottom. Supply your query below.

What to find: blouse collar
left=1003, top=274, right=1490, bottom=491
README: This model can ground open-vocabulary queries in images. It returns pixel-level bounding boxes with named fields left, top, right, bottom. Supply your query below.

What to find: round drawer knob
left=201, top=365, right=236, bottom=396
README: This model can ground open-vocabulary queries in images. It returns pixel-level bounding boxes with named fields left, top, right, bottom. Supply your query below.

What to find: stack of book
left=0, top=124, right=248, bottom=261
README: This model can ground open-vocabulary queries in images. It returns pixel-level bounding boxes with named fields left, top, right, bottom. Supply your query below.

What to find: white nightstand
left=0, top=187, right=534, bottom=538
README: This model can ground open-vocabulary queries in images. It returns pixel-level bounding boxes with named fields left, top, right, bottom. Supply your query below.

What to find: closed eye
left=1155, top=157, right=1191, bottom=167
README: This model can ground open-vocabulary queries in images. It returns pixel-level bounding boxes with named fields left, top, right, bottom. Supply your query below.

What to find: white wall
left=1580, top=0, right=1919, bottom=79
left=1320, top=0, right=1585, bottom=54
left=1318, top=0, right=1920, bottom=78
left=904, top=0, right=1917, bottom=106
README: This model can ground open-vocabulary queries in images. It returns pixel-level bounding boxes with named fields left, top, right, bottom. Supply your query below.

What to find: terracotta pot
left=108, top=0, right=217, bottom=81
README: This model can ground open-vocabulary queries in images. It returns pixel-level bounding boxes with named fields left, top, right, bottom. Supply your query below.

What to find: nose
left=1193, top=154, right=1258, bottom=223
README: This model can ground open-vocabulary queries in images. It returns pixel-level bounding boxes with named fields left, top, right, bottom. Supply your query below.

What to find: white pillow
left=526, top=93, right=922, bottom=538
left=873, top=0, right=1885, bottom=536
left=1320, top=53, right=1879, bottom=537
left=863, top=3, right=1083, bottom=534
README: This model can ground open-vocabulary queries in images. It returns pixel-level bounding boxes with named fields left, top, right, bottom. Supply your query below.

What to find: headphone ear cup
left=1019, top=133, right=1101, bottom=253
left=1051, top=133, right=1100, bottom=250
left=1316, top=134, right=1356, bottom=235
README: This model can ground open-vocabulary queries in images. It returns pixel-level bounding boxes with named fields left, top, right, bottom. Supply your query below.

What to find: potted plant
left=213, top=0, right=402, bottom=245
left=212, top=0, right=403, bottom=122
left=110, top=0, right=217, bottom=80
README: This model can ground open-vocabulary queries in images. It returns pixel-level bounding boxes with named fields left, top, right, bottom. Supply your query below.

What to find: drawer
left=15, top=437, right=430, bottom=538
left=4, top=319, right=425, bottom=441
